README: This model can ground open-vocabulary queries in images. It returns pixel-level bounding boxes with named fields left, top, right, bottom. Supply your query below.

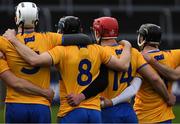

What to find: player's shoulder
left=88, top=44, right=101, bottom=48
left=168, top=49, right=180, bottom=53
left=0, top=36, right=7, bottom=41
left=160, top=49, right=171, bottom=53
left=38, top=32, right=62, bottom=37
left=86, top=44, right=108, bottom=54
left=0, top=36, right=10, bottom=43
left=131, top=47, right=140, bottom=54
left=48, top=45, right=63, bottom=53
left=158, top=49, right=180, bottom=57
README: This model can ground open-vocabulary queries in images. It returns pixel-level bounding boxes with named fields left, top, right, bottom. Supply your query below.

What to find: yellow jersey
left=134, top=49, right=176, bottom=123
left=170, top=49, right=180, bottom=67
left=101, top=45, right=147, bottom=101
left=0, top=59, right=9, bottom=74
left=0, top=32, right=62, bottom=106
left=48, top=44, right=111, bottom=117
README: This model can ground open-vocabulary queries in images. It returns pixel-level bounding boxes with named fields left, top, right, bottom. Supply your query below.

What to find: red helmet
left=93, top=17, right=119, bottom=42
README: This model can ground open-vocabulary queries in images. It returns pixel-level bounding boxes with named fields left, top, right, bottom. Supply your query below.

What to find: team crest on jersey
left=24, top=35, right=35, bottom=44
left=154, top=54, right=164, bottom=61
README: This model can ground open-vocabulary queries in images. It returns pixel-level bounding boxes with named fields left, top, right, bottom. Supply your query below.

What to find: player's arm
left=62, top=33, right=92, bottom=46
left=151, top=60, right=180, bottom=81
left=105, top=40, right=131, bottom=71
left=0, top=70, right=54, bottom=101
left=138, top=64, right=175, bottom=106
left=101, top=77, right=142, bottom=108
left=3, top=30, right=52, bottom=66
left=144, top=54, right=180, bottom=80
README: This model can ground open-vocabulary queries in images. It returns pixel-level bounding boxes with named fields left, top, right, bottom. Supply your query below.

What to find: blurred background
left=0, top=0, right=180, bottom=123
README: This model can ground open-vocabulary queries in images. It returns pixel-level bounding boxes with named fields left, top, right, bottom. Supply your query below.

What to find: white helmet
left=15, top=2, right=39, bottom=28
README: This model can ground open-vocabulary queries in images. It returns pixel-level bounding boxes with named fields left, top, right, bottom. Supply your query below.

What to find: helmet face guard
left=137, top=34, right=146, bottom=50
left=57, top=18, right=65, bottom=34
left=137, top=23, right=162, bottom=49
left=92, top=26, right=102, bottom=44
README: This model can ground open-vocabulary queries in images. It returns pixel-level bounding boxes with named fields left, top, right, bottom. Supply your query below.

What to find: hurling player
left=0, top=2, right=92, bottom=123
left=133, top=24, right=176, bottom=123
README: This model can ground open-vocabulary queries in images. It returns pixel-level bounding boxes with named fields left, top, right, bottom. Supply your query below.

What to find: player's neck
left=18, top=28, right=35, bottom=34
left=143, top=45, right=159, bottom=53
left=101, top=39, right=117, bottom=46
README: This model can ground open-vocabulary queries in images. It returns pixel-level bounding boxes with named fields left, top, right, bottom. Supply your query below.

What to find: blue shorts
left=58, top=108, right=101, bottom=123
left=101, top=102, right=138, bottom=123
left=5, top=103, right=51, bottom=123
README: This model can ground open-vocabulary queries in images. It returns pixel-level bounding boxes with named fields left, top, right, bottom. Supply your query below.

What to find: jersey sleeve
left=0, top=59, right=9, bottom=74
left=46, top=32, right=63, bottom=47
left=98, top=45, right=111, bottom=64
left=133, top=48, right=148, bottom=72
left=171, top=49, right=180, bottom=67
left=0, top=36, right=8, bottom=52
left=48, top=46, right=65, bottom=65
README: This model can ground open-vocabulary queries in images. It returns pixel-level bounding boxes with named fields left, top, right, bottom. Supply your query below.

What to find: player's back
left=101, top=45, right=147, bottom=100
left=134, top=49, right=176, bottom=123
left=0, top=32, right=62, bottom=106
left=48, top=44, right=111, bottom=117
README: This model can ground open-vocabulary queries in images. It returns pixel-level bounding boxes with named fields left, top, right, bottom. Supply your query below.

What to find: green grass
left=173, top=104, right=180, bottom=123
left=1, top=104, right=180, bottom=123
left=51, top=105, right=59, bottom=123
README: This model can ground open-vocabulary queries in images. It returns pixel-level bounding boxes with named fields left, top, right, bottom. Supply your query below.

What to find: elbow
left=29, top=61, right=38, bottom=67
left=152, top=76, right=161, bottom=84
left=117, top=63, right=129, bottom=72
left=147, top=74, right=161, bottom=86
left=11, top=79, right=23, bottom=90
left=29, top=58, right=40, bottom=66
left=150, top=75, right=164, bottom=89
left=123, top=63, right=130, bottom=71
left=169, top=75, right=180, bottom=81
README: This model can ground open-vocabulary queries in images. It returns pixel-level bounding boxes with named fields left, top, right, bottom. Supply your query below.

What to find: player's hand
left=66, top=93, right=85, bottom=107
left=0, top=51, right=5, bottom=59
left=44, top=88, right=54, bottom=103
left=100, top=96, right=113, bottom=108
left=142, top=52, right=152, bottom=63
left=3, top=29, right=17, bottom=43
left=143, top=52, right=158, bottom=65
left=119, top=40, right=132, bottom=48
left=166, top=93, right=176, bottom=106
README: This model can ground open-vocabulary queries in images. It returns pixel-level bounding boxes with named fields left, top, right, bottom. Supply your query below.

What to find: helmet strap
left=18, top=21, right=24, bottom=35
left=137, top=35, right=146, bottom=51
left=94, top=30, right=101, bottom=44
left=34, top=20, right=39, bottom=32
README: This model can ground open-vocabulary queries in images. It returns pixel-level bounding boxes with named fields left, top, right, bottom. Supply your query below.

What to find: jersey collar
left=147, top=49, right=160, bottom=53
left=111, top=43, right=119, bottom=46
